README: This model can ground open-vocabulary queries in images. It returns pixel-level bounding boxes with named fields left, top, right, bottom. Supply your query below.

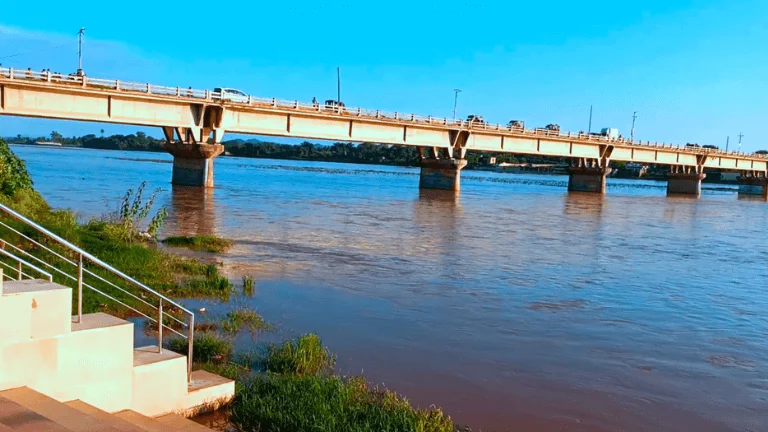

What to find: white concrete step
left=0, top=279, right=71, bottom=342
left=179, top=370, right=235, bottom=417
left=25, top=313, right=134, bottom=413
left=0, top=387, right=124, bottom=432
left=130, top=346, right=188, bottom=417
left=65, top=400, right=148, bottom=432
left=130, top=347, right=234, bottom=418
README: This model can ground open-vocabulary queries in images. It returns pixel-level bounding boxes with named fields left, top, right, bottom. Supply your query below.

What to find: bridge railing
left=0, top=67, right=763, bottom=160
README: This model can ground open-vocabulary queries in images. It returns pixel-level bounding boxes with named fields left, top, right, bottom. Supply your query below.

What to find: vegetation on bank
left=167, top=314, right=456, bottom=432
left=0, top=138, right=232, bottom=316
left=162, top=234, right=233, bottom=253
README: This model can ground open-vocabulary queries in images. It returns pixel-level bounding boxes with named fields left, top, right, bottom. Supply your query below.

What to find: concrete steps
left=0, top=387, right=217, bottom=431
left=0, top=278, right=234, bottom=427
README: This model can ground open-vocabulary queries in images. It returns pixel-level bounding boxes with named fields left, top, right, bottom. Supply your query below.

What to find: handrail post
left=17, top=261, right=22, bottom=280
left=157, top=299, right=163, bottom=354
left=77, top=253, right=83, bottom=323
left=188, top=313, right=194, bottom=383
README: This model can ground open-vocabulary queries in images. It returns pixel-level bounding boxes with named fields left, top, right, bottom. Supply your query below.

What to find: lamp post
left=452, top=88, right=461, bottom=120
left=77, top=28, right=85, bottom=77
left=630, top=111, right=638, bottom=141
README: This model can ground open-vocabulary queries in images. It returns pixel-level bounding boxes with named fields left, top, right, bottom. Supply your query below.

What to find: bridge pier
left=163, top=142, right=224, bottom=188
left=667, top=172, right=706, bottom=196
left=738, top=174, right=768, bottom=199
left=419, top=159, right=468, bottom=191
left=567, top=166, right=612, bottom=193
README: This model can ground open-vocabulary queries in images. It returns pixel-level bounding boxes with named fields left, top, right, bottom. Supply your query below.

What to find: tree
left=100, top=129, right=105, bottom=137
left=50, top=131, right=63, bottom=143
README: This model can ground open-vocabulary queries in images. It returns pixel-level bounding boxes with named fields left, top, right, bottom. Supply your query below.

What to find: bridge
left=1, top=67, right=767, bottom=198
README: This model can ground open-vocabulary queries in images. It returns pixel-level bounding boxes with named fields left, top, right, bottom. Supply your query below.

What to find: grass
left=242, top=275, right=255, bottom=296
left=167, top=332, right=233, bottom=363
left=230, top=374, right=454, bottom=432
left=221, top=308, right=274, bottom=335
left=162, top=235, right=233, bottom=253
left=262, top=334, right=335, bottom=376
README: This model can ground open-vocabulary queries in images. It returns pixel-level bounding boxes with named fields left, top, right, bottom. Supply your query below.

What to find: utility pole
left=336, top=67, right=341, bottom=104
left=725, top=136, right=729, bottom=152
left=453, top=89, right=461, bottom=120
left=630, top=111, right=638, bottom=141
left=738, top=132, right=744, bottom=152
left=77, top=28, right=86, bottom=77
left=588, top=105, right=593, bottom=134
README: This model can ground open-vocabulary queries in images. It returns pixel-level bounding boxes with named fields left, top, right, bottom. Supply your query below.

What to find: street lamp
left=77, top=28, right=86, bottom=77
left=630, top=111, right=638, bottom=141
left=452, top=89, right=461, bottom=120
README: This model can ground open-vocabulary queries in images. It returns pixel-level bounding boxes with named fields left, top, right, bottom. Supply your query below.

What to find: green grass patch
left=167, top=332, right=233, bottom=363
left=262, top=334, right=335, bottom=376
left=230, top=374, right=454, bottom=432
left=162, top=235, right=233, bottom=253
left=221, top=308, right=274, bottom=335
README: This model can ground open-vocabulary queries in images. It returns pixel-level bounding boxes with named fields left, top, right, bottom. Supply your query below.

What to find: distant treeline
left=4, top=131, right=564, bottom=167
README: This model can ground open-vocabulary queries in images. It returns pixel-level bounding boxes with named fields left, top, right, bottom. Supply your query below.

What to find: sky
left=0, top=0, right=766, bottom=151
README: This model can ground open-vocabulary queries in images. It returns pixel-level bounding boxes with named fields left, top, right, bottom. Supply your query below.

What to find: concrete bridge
left=1, top=67, right=767, bottom=198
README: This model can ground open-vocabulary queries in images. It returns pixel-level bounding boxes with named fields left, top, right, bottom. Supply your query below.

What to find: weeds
left=162, top=235, right=232, bottom=253
left=221, top=308, right=274, bottom=335
left=262, top=334, right=335, bottom=376
left=242, top=275, right=255, bottom=297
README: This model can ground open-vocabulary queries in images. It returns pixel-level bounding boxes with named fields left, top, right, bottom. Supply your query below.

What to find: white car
left=214, top=88, right=249, bottom=103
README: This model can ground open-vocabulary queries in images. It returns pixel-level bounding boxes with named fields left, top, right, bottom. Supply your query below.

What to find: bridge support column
left=163, top=142, right=224, bottom=188
left=738, top=173, right=768, bottom=199
left=419, top=159, right=468, bottom=191
left=567, top=166, right=612, bottom=193
left=667, top=172, right=706, bottom=196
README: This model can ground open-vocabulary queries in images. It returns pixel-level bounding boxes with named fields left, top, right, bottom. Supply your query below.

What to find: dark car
left=508, top=120, right=525, bottom=129
left=467, top=115, right=486, bottom=124
left=324, top=100, right=345, bottom=111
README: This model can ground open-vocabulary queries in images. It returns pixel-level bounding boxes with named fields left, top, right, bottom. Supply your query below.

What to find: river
left=11, top=144, right=768, bottom=432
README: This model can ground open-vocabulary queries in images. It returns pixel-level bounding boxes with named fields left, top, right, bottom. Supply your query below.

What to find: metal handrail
left=0, top=247, right=53, bottom=282
left=0, top=66, right=764, bottom=160
left=0, top=202, right=195, bottom=382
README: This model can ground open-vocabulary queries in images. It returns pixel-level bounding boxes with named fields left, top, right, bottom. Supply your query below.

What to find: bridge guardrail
left=0, top=66, right=763, bottom=160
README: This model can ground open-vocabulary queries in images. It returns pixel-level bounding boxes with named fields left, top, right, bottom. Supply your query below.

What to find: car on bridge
left=324, top=100, right=346, bottom=112
left=508, top=120, right=525, bottom=129
left=214, top=88, right=249, bottom=103
left=467, top=115, right=486, bottom=125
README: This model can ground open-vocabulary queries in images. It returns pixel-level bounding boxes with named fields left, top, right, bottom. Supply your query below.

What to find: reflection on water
left=11, top=145, right=768, bottom=432
left=166, top=186, right=217, bottom=236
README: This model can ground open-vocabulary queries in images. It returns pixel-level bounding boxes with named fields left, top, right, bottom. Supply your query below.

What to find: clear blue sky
left=1, top=0, right=766, bottom=151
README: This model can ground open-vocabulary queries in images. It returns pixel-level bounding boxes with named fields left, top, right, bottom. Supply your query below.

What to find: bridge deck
left=0, top=67, right=765, bottom=172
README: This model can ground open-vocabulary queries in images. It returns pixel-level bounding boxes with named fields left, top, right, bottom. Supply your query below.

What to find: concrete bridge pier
left=567, top=149, right=614, bottom=193
left=164, top=142, right=224, bottom=187
left=567, top=166, right=612, bottom=193
left=419, top=159, right=468, bottom=191
left=667, top=164, right=706, bottom=196
left=161, top=125, right=225, bottom=188
left=418, top=143, right=468, bottom=191
left=738, top=173, right=768, bottom=199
